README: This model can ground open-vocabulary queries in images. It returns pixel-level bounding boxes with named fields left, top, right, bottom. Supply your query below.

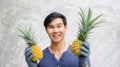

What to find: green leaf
left=90, top=14, right=103, bottom=24
left=77, top=8, right=104, bottom=41
left=19, top=27, right=36, bottom=45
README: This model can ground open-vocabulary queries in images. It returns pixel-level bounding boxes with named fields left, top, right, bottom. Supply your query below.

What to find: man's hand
left=79, top=41, right=90, bottom=67
left=25, top=47, right=38, bottom=67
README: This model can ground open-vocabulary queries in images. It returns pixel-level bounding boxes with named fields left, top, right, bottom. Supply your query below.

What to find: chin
left=52, top=39, right=62, bottom=43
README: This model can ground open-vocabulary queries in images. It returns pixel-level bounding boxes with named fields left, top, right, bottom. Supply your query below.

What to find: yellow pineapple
left=19, top=27, right=43, bottom=63
left=71, top=8, right=103, bottom=56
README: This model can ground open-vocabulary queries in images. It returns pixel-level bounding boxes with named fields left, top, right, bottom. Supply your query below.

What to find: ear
left=65, top=25, right=67, bottom=30
left=45, top=28, right=48, bottom=33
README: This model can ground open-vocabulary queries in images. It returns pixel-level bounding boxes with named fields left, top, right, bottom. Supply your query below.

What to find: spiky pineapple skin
left=71, top=39, right=83, bottom=56
left=30, top=45, right=43, bottom=62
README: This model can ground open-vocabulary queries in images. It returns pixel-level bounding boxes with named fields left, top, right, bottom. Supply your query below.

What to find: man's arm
left=25, top=47, right=38, bottom=67
left=86, top=58, right=91, bottom=67
left=79, top=41, right=90, bottom=67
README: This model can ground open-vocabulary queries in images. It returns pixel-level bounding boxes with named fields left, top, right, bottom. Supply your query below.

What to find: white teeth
left=53, top=34, right=60, bottom=39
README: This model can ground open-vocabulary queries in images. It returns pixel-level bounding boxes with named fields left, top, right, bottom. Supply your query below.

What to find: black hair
left=44, top=12, right=67, bottom=28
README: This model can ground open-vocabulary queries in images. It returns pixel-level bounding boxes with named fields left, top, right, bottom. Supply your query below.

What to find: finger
left=83, top=41, right=90, bottom=50
left=25, top=47, right=31, bottom=56
left=26, top=55, right=34, bottom=61
left=25, top=46, right=31, bottom=52
left=26, top=46, right=30, bottom=50
left=81, top=46, right=89, bottom=54
left=80, top=50, right=89, bottom=57
left=25, top=49, right=32, bottom=58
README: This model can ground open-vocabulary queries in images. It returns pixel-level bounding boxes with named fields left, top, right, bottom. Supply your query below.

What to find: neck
left=50, top=39, right=68, bottom=51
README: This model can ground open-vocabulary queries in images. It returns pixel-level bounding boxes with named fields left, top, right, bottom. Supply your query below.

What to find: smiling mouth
left=53, top=34, right=60, bottom=39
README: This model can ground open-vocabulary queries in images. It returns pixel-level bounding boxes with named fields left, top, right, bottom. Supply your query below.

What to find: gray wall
left=0, top=0, right=120, bottom=67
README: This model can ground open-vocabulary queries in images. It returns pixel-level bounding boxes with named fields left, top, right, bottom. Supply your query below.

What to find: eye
left=58, top=25, right=61, bottom=28
left=58, top=24, right=63, bottom=28
left=48, top=26, right=54, bottom=29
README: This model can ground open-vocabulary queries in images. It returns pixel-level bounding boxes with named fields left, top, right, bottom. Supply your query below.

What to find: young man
left=25, top=12, right=90, bottom=67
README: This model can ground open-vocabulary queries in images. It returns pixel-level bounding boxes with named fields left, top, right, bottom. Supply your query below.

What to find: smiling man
left=25, top=12, right=90, bottom=67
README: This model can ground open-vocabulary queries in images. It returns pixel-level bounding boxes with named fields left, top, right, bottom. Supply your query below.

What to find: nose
left=53, top=27, right=59, bottom=33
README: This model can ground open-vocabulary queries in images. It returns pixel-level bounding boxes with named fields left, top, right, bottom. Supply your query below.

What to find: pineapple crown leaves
left=78, top=8, right=104, bottom=41
left=19, top=27, right=36, bottom=46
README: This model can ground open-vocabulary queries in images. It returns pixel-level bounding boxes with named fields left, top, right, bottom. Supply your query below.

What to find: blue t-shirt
left=38, top=45, right=90, bottom=67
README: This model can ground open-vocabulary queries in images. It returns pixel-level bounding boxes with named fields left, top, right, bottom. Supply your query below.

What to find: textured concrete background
left=0, top=0, right=120, bottom=67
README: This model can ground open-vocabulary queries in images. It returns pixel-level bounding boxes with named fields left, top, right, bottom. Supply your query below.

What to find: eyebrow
left=57, top=23, right=63, bottom=26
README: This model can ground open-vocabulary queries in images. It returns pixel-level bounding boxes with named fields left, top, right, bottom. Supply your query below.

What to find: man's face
left=46, top=18, right=67, bottom=43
